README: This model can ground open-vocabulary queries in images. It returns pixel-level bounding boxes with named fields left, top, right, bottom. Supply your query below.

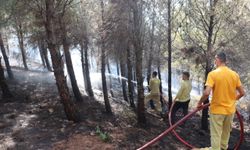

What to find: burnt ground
left=0, top=67, right=249, bottom=150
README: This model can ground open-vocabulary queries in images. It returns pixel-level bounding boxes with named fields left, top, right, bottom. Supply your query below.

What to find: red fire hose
left=168, top=102, right=244, bottom=150
left=137, top=103, right=244, bottom=150
left=233, top=110, right=245, bottom=149
left=168, top=101, right=197, bottom=149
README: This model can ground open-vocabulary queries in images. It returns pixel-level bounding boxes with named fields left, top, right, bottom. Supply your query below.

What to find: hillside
left=0, top=68, right=249, bottom=150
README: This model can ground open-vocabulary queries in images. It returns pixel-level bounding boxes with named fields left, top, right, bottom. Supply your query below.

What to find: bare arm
left=236, top=86, right=245, bottom=100
left=197, top=86, right=212, bottom=108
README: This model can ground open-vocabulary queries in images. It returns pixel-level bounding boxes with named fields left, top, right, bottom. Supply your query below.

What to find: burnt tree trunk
left=81, top=39, right=94, bottom=97
left=127, top=46, right=135, bottom=108
left=120, top=58, right=128, bottom=102
left=107, top=59, right=111, bottom=74
left=16, top=23, right=28, bottom=70
left=133, top=68, right=136, bottom=81
left=146, top=57, right=152, bottom=85
left=167, top=0, right=173, bottom=109
left=80, top=43, right=88, bottom=93
left=201, top=0, right=218, bottom=131
left=45, top=0, right=80, bottom=122
left=60, top=21, right=83, bottom=102
left=6, top=38, right=10, bottom=55
left=157, top=43, right=163, bottom=107
left=146, top=5, right=155, bottom=85
left=106, top=58, right=114, bottom=97
left=0, top=33, right=14, bottom=79
left=157, top=66, right=163, bottom=95
left=135, top=43, right=145, bottom=124
left=100, top=0, right=112, bottom=113
left=41, top=41, right=52, bottom=71
left=201, top=66, right=212, bottom=130
left=131, top=1, right=146, bottom=124
left=0, top=58, right=12, bottom=98
left=116, top=58, right=120, bottom=83
left=84, top=40, right=94, bottom=97
left=38, top=40, right=46, bottom=68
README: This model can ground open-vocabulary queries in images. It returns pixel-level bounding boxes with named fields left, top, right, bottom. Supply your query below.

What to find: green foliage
left=0, top=0, right=16, bottom=28
left=95, top=126, right=111, bottom=142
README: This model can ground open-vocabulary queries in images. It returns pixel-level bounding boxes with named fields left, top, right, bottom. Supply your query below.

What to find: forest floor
left=0, top=67, right=250, bottom=150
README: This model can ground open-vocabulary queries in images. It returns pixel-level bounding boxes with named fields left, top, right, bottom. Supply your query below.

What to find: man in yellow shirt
left=171, top=71, right=192, bottom=124
left=197, top=52, right=245, bottom=150
left=145, top=71, right=161, bottom=113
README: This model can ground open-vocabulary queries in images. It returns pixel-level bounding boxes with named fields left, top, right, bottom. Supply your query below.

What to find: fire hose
left=137, top=103, right=244, bottom=150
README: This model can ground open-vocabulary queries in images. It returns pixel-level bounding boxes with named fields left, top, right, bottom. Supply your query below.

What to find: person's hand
left=197, top=101, right=203, bottom=108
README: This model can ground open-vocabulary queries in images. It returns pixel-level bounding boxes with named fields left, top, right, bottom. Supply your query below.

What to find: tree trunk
left=61, top=21, right=83, bottom=102
left=80, top=43, right=88, bottom=92
left=41, top=41, right=52, bottom=71
left=38, top=40, right=46, bottom=68
left=116, top=58, right=121, bottom=83
left=167, top=0, right=173, bottom=109
left=82, top=39, right=94, bottom=97
left=135, top=45, right=146, bottom=124
left=146, top=5, right=155, bottom=85
left=133, top=68, right=136, bottom=81
left=0, top=58, right=12, bottom=98
left=146, top=57, right=152, bottom=85
left=5, top=37, right=10, bottom=55
left=101, top=46, right=111, bottom=113
left=120, top=59, right=128, bottom=102
left=127, top=46, right=135, bottom=108
left=157, top=42, right=163, bottom=105
left=0, top=33, right=14, bottom=79
left=106, top=58, right=114, bottom=97
left=147, top=6, right=156, bottom=109
left=100, top=0, right=112, bottom=114
left=132, top=1, right=146, bottom=124
left=16, top=23, right=28, bottom=70
left=201, top=0, right=218, bottom=131
left=45, top=0, right=80, bottom=122
left=201, top=67, right=211, bottom=130
left=107, top=59, right=111, bottom=74
left=157, top=58, right=163, bottom=107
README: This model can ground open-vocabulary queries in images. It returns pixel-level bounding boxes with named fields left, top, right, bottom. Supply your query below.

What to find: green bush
left=96, top=126, right=111, bottom=142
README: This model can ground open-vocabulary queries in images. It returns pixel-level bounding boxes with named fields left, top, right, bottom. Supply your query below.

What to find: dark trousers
left=171, top=100, right=190, bottom=124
